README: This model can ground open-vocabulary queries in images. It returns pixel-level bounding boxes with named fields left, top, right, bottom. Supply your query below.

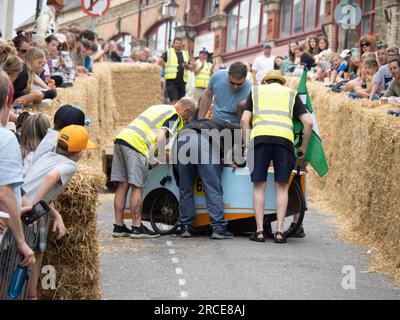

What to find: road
left=97, top=193, right=399, bottom=300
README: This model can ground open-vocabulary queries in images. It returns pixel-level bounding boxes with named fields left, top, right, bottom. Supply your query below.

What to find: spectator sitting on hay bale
left=23, top=125, right=95, bottom=300
left=369, top=47, right=399, bottom=99
left=384, top=58, right=400, bottom=98
left=76, top=39, right=97, bottom=74
left=351, top=58, right=379, bottom=99
left=12, top=47, right=57, bottom=108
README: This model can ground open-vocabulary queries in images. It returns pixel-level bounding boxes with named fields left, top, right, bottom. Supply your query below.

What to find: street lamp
left=163, top=0, right=180, bottom=48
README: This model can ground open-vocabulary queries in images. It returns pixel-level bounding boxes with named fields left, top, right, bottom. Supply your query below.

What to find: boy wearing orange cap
left=22, top=125, right=95, bottom=299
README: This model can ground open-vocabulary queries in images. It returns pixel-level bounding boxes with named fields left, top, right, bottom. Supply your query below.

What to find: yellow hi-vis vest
left=251, top=83, right=297, bottom=143
left=194, top=59, right=212, bottom=88
left=115, top=105, right=184, bottom=157
left=165, top=48, right=189, bottom=82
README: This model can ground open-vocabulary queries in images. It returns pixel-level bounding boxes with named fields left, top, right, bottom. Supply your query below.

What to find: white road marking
left=166, top=241, right=188, bottom=299
left=172, top=257, right=179, bottom=264
left=179, top=279, right=186, bottom=286
left=176, top=268, right=183, bottom=274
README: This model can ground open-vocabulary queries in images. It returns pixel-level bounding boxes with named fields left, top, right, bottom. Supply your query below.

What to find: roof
left=17, top=0, right=82, bottom=29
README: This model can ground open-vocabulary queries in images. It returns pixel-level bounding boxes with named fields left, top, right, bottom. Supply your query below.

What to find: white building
left=0, top=0, right=15, bottom=40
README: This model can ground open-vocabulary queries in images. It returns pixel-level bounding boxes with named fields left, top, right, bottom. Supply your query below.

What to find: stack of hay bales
left=30, top=63, right=161, bottom=299
left=39, top=166, right=104, bottom=300
left=290, top=79, right=400, bottom=284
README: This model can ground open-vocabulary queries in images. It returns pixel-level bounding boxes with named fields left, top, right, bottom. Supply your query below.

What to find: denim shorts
left=248, top=143, right=295, bottom=183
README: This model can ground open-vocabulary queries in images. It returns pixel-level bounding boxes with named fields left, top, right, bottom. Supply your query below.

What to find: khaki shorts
left=110, top=143, right=148, bottom=188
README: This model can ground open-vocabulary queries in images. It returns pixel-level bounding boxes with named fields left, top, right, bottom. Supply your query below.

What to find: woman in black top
left=13, top=47, right=57, bottom=106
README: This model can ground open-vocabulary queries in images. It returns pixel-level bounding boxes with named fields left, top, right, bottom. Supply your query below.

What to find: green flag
left=293, top=69, right=329, bottom=177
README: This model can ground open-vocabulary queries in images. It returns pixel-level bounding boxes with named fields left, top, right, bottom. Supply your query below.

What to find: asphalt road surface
left=97, top=194, right=399, bottom=300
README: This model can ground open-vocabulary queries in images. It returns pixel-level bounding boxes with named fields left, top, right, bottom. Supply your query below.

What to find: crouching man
left=111, top=98, right=196, bottom=238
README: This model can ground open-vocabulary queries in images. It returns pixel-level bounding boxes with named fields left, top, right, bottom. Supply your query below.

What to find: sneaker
left=211, top=228, right=234, bottom=240
left=177, top=225, right=192, bottom=238
left=285, top=222, right=306, bottom=238
left=112, top=224, right=132, bottom=237
left=130, top=223, right=160, bottom=238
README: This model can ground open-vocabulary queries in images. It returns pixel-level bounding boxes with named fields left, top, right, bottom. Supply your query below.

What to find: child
left=28, top=104, right=86, bottom=171
left=23, top=125, right=95, bottom=299
left=13, top=47, right=57, bottom=107
left=352, top=59, right=379, bottom=98
left=76, top=39, right=97, bottom=74
left=330, top=53, right=349, bottom=84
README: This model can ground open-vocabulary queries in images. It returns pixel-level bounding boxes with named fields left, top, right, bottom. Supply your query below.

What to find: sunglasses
left=18, top=49, right=27, bottom=54
left=361, top=43, right=370, bottom=48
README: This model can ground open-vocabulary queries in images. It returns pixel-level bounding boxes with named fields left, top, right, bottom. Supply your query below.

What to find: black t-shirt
left=245, top=91, right=307, bottom=152
left=13, top=64, right=29, bottom=100
left=162, top=50, right=185, bottom=83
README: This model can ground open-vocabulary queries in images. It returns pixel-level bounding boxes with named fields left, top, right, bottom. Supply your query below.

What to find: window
left=292, top=0, right=303, bottom=34
left=281, top=0, right=291, bottom=36
left=237, top=0, right=250, bottom=49
left=226, top=0, right=266, bottom=52
left=203, top=0, right=216, bottom=18
left=280, top=0, right=325, bottom=36
left=305, top=0, right=316, bottom=31
left=227, top=5, right=239, bottom=52
left=319, top=0, right=325, bottom=25
left=248, top=0, right=261, bottom=46
left=359, top=0, right=375, bottom=35
left=260, top=9, right=268, bottom=41
left=147, top=21, right=176, bottom=54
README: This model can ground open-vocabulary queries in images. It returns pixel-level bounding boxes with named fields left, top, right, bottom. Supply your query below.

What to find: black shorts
left=248, top=143, right=295, bottom=183
left=166, top=80, right=186, bottom=102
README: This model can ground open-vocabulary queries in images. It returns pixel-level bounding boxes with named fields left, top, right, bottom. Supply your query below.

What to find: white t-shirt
left=23, top=152, right=77, bottom=204
left=29, top=129, right=59, bottom=171
left=252, top=55, right=276, bottom=84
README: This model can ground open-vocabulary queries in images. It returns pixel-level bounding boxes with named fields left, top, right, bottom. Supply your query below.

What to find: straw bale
left=28, top=63, right=161, bottom=299
left=39, top=165, right=105, bottom=300
left=289, top=79, right=400, bottom=285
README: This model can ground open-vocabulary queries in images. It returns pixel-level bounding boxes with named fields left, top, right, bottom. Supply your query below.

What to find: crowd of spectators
left=255, top=34, right=400, bottom=101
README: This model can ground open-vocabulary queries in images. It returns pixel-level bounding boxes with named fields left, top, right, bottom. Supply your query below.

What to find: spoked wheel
left=149, top=190, right=179, bottom=235
left=265, top=178, right=306, bottom=238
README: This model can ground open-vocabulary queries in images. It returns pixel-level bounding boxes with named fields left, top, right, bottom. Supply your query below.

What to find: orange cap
left=58, top=125, right=95, bottom=153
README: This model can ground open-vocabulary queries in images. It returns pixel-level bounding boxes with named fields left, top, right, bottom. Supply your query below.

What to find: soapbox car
left=122, top=164, right=307, bottom=237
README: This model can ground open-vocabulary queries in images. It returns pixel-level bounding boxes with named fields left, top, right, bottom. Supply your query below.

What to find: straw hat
left=261, top=70, right=286, bottom=85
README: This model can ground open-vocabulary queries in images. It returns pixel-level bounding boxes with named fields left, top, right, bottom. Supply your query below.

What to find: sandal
left=249, top=231, right=265, bottom=242
left=274, top=231, right=287, bottom=244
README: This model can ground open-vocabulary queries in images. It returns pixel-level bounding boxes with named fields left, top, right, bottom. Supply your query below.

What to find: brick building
left=17, top=0, right=400, bottom=64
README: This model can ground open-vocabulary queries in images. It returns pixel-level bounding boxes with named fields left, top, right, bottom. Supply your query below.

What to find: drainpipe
left=137, top=0, right=142, bottom=40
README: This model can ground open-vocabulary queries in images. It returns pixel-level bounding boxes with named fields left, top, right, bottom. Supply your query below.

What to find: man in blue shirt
left=198, top=61, right=251, bottom=123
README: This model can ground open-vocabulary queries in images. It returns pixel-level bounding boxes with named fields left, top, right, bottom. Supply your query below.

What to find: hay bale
left=28, top=63, right=161, bottom=299
left=289, top=79, right=400, bottom=285
left=39, top=165, right=105, bottom=300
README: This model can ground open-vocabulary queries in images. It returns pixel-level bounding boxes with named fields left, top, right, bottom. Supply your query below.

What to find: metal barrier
left=0, top=224, right=37, bottom=300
